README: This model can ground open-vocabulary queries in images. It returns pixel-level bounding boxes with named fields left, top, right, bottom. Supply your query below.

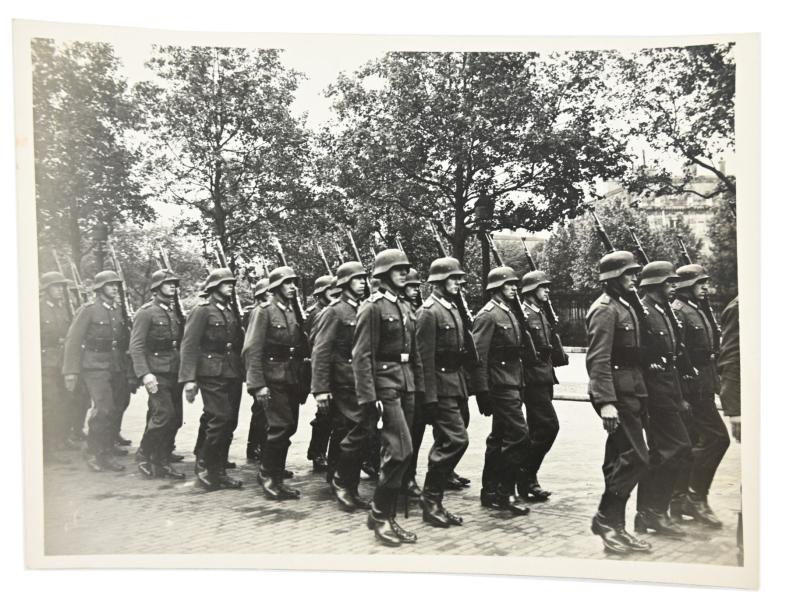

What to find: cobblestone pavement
left=42, top=355, right=742, bottom=565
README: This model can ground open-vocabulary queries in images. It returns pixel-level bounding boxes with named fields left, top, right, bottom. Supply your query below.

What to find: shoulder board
left=422, top=296, right=435, bottom=309
left=259, top=300, right=270, bottom=308
left=368, top=292, right=384, bottom=302
left=672, top=301, right=684, bottom=311
left=481, top=302, right=495, bottom=313
left=599, top=294, right=611, bottom=305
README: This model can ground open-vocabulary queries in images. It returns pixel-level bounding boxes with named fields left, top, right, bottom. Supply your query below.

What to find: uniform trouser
left=307, top=405, right=332, bottom=460
left=71, top=379, right=91, bottom=437
left=111, top=382, right=132, bottom=439
left=637, top=406, right=692, bottom=513
left=139, top=374, right=183, bottom=463
left=82, top=369, right=130, bottom=456
left=523, top=384, right=560, bottom=477
left=247, top=397, right=267, bottom=453
left=423, top=396, right=469, bottom=492
left=481, top=386, right=529, bottom=493
left=599, top=395, right=650, bottom=499
left=674, top=393, right=731, bottom=497
left=42, top=366, right=71, bottom=451
left=330, top=387, right=362, bottom=485
left=197, top=377, right=242, bottom=472
left=368, top=388, right=414, bottom=493
left=260, top=383, right=302, bottom=477
left=404, top=392, right=425, bottom=482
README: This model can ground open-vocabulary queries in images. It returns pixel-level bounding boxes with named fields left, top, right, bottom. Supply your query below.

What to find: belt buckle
left=111, top=340, right=118, bottom=349
left=289, top=347, right=296, bottom=356
left=225, top=342, right=233, bottom=352
left=171, top=340, right=177, bottom=348
left=400, top=353, right=409, bottom=363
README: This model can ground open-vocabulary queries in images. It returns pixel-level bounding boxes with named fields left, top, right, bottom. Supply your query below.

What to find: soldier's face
left=279, top=279, right=296, bottom=299
left=102, top=283, right=119, bottom=300
left=323, top=287, right=338, bottom=302
left=619, top=271, right=637, bottom=292
left=388, top=267, right=408, bottom=289
left=444, top=277, right=461, bottom=296
left=348, top=276, right=366, bottom=296
left=535, top=286, right=550, bottom=301
left=47, top=285, right=64, bottom=301
left=691, top=280, right=709, bottom=300
left=159, top=282, right=178, bottom=297
left=217, top=282, right=234, bottom=298
left=405, top=284, right=420, bottom=300
left=665, top=281, right=677, bottom=300
left=501, top=282, right=518, bottom=300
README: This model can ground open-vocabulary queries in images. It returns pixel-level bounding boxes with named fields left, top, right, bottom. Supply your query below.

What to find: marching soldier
left=130, top=269, right=185, bottom=479
left=311, top=261, right=370, bottom=510
left=585, top=251, right=651, bottom=554
left=518, top=270, right=566, bottom=502
left=62, top=271, right=133, bottom=472
left=40, top=271, right=72, bottom=461
left=633, top=262, right=692, bottom=537
left=415, top=257, right=470, bottom=528
left=473, top=266, right=529, bottom=516
left=400, top=267, right=424, bottom=498
left=305, top=274, right=340, bottom=473
left=670, top=264, right=730, bottom=528
left=243, top=266, right=307, bottom=501
left=244, top=278, right=270, bottom=463
left=353, top=248, right=424, bottom=546
left=179, top=268, right=244, bottom=491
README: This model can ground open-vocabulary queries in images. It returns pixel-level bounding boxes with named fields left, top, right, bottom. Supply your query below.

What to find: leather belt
left=83, top=338, right=120, bottom=352
left=147, top=338, right=179, bottom=351
left=377, top=352, right=410, bottom=363
left=435, top=350, right=466, bottom=371
left=489, top=346, right=521, bottom=362
left=264, top=345, right=302, bottom=360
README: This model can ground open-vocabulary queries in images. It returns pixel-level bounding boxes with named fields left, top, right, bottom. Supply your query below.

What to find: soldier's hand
left=142, top=373, right=158, bottom=395
left=599, top=404, right=619, bottom=434
left=730, top=416, right=741, bottom=443
left=64, top=374, right=77, bottom=393
left=255, top=387, right=270, bottom=407
left=476, top=391, right=493, bottom=417
left=315, top=393, right=332, bottom=415
left=184, top=382, right=198, bottom=404
left=678, top=399, right=692, bottom=413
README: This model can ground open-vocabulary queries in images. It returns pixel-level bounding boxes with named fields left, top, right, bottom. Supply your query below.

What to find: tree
left=618, top=44, right=736, bottom=213
left=32, top=38, right=149, bottom=268
left=324, top=51, right=630, bottom=269
left=702, top=197, right=738, bottom=305
left=137, top=45, right=312, bottom=267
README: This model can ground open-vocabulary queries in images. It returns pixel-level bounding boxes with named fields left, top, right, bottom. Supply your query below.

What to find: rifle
left=316, top=243, right=333, bottom=275
left=51, top=249, right=74, bottom=319
left=394, top=235, right=406, bottom=255
left=156, top=244, right=186, bottom=325
left=518, top=236, right=560, bottom=326
left=674, top=236, right=721, bottom=352
left=482, top=231, right=539, bottom=362
left=66, top=255, right=90, bottom=304
left=271, top=237, right=308, bottom=324
left=333, top=242, right=346, bottom=268
left=627, top=227, right=650, bottom=267
left=108, top=242, right=133, bottom=329
left=346, top=230, right=371, bottom=297
left=426, top=220, right=479, bottom=366
left=213, top=239, right=244, bottom=328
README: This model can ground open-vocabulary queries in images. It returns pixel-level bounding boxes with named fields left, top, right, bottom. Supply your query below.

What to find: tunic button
left=613, top=365, right=619, bottom=370
left=154, top=352, right=159, bottom=356
left=440, top=368, right=445, bottom=372
left=382, top=364, right=387, bottom=369
left=500, top=361, right=506, bottom=366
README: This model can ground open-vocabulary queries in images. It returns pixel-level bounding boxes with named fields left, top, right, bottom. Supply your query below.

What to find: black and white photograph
left=12, top=20, right=759, bottom=588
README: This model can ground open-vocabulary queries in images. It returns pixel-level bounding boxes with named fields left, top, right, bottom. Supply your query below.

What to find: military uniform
left=40, top=292, right=72, bottom=452
left=179, top=296, right=244, bottom=477
left=473, top=297, right=529, bottom=503
left=130, top=295, right=184, bottom=467
left=416, top=291, right=470, bottom=522
left=305, top=297, right=333, bottom=469
left=520, top=299, right=561, bottom=496
left=672, top=295, right=730, bottom=506
left=62, top=296, right=133, bottom=462
left=243, top=293, right=307, bottom=482
left=243, top=299, right=267, bottom=462
left=718, top=296, right=740, bottom=421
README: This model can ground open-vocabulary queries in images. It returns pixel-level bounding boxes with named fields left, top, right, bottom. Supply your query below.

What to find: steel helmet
left=40, top=271, right=68, bottom=291
left=598, top=251, right=642, bottom=281
left=267, top=266, right=298, bottom=290
left=92, top=270, right=123, bottom=291
left=427, top=257, right=465, bottom=283
left=336, top=261, right=367, bottom=287
left=520, top=270, right=551, bottom=295
left=486, top=266, right=519, bottom=291
left=204, top=267, right=236, bottom=292
left=150, top=268, right=181, bottom=291
left=312, top=274, right=337, bottom=296
left=253, top=278, right=270, bottom=298
left=639, top=261, right=680, bottom=287
left=372, top=248, right=410, bottom=277
left=405, top=268, right=421, bottom=286
left=675, top=264, right=710, bottom=289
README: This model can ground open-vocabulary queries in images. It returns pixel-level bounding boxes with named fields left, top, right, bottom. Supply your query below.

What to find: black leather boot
left=444, top=472, right=466, bottom=490
left=168, top=453, right=185, bottom=463
left=421, top=490, right=450, bottom=528
left=614, top=499, right=651, bottom=553
left=330, top=478, right=358, bottom=512
left=138, top=460, right=157, bottom=478
left=257, top=470, right=287, bottom=500
left=350, top=487, right=371, bottom=510
left=669, top=492, right=689, bottom=521
left=453, top=471, right=470, bottom=486
left=97, top=452, right=125, bottom=472
left=196, top=467, right=220, bottom=491
left=389, top=496, right=418, bottom=543
left=367, top=504, right=403, bottom=547
left=528, top=475, right=552, bottom=500
left=217, top=469, right=243, bottom=489
left=404, top=476, right=422, bottom=498
left=496, top=483, right=530, bottom=516
left=591, top=511, right=631, bottom=555
left=276, top=480, right=301, bottom=499
left=634, top=508, right=686, bottom=538
left=480, top=488, right=501, bottom=509
left=684, top=492, right=723, bottom=528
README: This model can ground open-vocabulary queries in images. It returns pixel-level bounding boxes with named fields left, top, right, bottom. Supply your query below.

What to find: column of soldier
left=39, top=215, right=731, bottom=553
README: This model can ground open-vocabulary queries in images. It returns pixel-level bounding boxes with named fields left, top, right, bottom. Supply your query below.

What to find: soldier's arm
left=471, top=311, right=495, bottom=394
left=242, top=305, right=269, bottom=392
left=178, top=305, right=209, bottom=384
left=129, top=307, right=152, bottom=379
left=416, top=307, right=438, bottom=405
left=61, top=304, right=91, bottom=376
left=310, top=306, right=336, bottom=395
left=352, top=301, right=377, bottom=404
left=585, top=304, right=618, bottom=405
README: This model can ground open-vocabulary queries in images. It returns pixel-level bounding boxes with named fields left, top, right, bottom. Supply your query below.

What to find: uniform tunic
left=62, top=298, right=133, bottom=456
left=242, top=295, right=306, bottom=477
left=672, top=296, right=730, bottom=498
left=521, top=300, right=561, bottom=479
left=179, top=297, right=244, bottom=472
left=585, top=291, right=649, bottom=498
left=40, top=297, right=73, bottom=448
left=415, top=292, right=470, bottom=490
left=473, top=298, right=529, bottom=494
left=129, top=296, right=184, bottom=462
left=305, top=299, right=334, bottom=465
left=718, top=296, right=740, bottom=419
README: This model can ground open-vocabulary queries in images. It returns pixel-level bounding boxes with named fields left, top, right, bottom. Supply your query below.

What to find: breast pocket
left=151, top=319, right=171, bottom=340
left=88, top=317, right=112, bottom=340
left=206, top=319, right=226, bottom=342
left=614, top=323, right=636, bottom=349
left=268, top=321, right=290, bottom=344
left=437, top=322, right=458, bottom=349
left=197, top=353, right=223, bottom=377
left=687, top=324, right=709, bottom=349
left=380, top=313, right=402, bottom=344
